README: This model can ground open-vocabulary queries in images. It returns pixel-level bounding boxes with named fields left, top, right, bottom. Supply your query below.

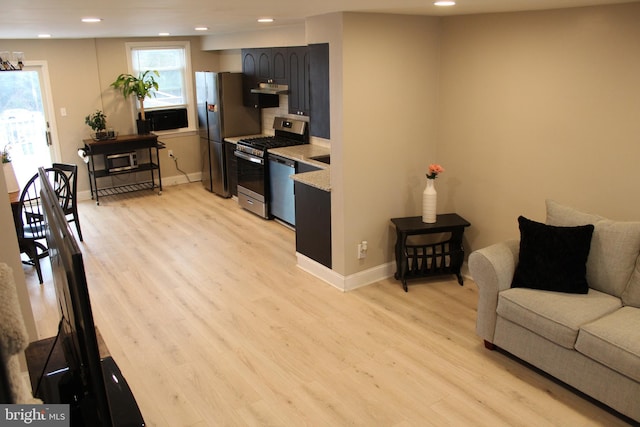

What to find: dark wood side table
left=391, top=213, right=471, bottom=292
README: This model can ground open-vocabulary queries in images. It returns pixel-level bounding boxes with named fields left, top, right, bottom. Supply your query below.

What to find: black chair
left=17, top=167, right=70, bottom=284
left=52, top=162, right=83, bottom=241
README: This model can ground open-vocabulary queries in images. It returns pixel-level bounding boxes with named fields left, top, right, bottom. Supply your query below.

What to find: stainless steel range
left=235, top=117, right=308, bottom=218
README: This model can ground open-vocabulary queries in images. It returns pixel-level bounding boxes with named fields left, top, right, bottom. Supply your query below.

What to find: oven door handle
left=234, top=150, right=264, bottom=165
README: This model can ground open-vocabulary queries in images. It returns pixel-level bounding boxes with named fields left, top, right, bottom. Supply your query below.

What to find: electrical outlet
left=168, top=150, right=174, bottom=158
left=357, top=240, right=368, bottom=259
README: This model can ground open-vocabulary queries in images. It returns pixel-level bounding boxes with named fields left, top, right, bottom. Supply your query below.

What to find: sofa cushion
left=497, top=287, right=622, bottom=349
left=511, top=216, right=593, bottom=294
left=621, top=257, right=640, bottom=308
left=575, top=306, right=640, bottom=383
left=546, top=200, right=640, bottom=297
left=546, top=199, right=603, bottom=226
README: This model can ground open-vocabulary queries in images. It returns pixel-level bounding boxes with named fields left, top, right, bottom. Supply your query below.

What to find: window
left=125, top=41, right=195, bottom=132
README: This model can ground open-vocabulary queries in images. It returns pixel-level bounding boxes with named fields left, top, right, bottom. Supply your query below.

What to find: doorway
left=0, top=62, right=59, bottom=188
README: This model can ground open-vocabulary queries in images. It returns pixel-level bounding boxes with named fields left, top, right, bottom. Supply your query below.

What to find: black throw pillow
left=511, top=216, right=594, bottom=294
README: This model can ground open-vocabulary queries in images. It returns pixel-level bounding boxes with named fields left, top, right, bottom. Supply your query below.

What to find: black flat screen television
left=39, top=167, right=144, bottom=426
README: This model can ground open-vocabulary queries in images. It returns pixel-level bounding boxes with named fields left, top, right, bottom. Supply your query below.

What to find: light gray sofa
left=469, top=200, right=640, bottom=422
left=0, top=263, right=41, bottom=404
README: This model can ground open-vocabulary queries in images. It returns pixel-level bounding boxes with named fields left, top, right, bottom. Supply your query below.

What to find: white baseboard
left=296, top=254, right=472, bottom=292
left=77, top=173, right=201, bottom=202
left=295, top=253, right=395, bottom=292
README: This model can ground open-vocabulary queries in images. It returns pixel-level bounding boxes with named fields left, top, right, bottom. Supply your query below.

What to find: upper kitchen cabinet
left=287, top=46, right=310, bottom=117
left=241, top=44, right=330, bottom=138
left=241, top=48, right=280, bottom=108
left=309, top=43, right=330, bottom=139
left=242, top=48, right=287, bottom=84
left=271, top=48, right=288, bottom=84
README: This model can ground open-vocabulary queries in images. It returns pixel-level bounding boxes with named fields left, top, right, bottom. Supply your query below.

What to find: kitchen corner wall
left=337, top=13, right=441, bottom=277
left=307, top=3, right=640, bottom=282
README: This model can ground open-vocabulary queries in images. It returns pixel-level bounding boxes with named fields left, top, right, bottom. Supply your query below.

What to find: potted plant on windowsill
left=84, top=110, right=115, bottom=140
left=110, top=70, right=159, bottom=135
left=2, top=144, right=19, bottom=193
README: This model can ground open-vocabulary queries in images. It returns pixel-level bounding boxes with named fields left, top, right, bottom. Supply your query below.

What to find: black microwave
left=106, top=152, right=138, bottom=172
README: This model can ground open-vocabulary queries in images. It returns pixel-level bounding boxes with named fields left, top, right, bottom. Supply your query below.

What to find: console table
left=83, top=134, right=164, bottom=205
left=391, top=213, right=471, bottom=292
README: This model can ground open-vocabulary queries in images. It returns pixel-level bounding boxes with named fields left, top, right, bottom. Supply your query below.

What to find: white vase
left=3, top=162, right=19, bottom=193
left=422, top=179, right=437, bottom=223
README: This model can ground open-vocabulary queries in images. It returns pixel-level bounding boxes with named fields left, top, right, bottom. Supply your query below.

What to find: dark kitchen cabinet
left=241, top=48, right=280, bottom=108
left=244, top=47, right=287, bottom=84
left=296, top=162, right=320, bottom=174
left=224, top=141, right=238, bottom=197
left=271, top=48, right=288, bottom=84
left=295, top=180, right=331, bottom=268
left=241, top=49, right=261, bottom=107
left=287, top=46, right=310, bottom=117
left=242, top=46, right=312, bottom=115
left=309, top=43, right=330, bottom=139
left=241, top=44, right=330, bottom=138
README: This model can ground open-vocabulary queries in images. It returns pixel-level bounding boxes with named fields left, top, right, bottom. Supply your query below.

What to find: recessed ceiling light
left=81, top=17, right=103, bottom=23
left=159, top=32, right=170, bottom=36
left=258, top=18, right=274, bottom=23
left=38, top=34, right=52, bottom=38
left=434, top=1, right=456, bottom=6
left=195, top=27, right=208, bottom=31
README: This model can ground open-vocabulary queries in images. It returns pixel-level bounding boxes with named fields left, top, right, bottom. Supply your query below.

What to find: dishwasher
left=268, top=154, right=296, bottom=226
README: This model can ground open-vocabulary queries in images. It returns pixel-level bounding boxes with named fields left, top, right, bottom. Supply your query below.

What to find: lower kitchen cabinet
left=294, top=181, right=331, bottom=268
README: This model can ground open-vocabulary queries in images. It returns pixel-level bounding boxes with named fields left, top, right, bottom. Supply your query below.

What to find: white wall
left=0, top=166, right=38, bottom=342
left=437, top=3, right=640, bottom=253
left=338, top=13, right=441, bottom=276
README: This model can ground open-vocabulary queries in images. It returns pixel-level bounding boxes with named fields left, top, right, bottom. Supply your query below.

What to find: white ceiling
left=0, top=0, right=636, bottom=40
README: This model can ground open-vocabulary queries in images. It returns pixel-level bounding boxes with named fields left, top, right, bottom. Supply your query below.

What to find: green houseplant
left=110, top=70, right=159, bottom=135
left=84, top=110, right=113, bottom=140
left=1, top=144, right=11, bottom=164
left=2, top=144, right=19, bottom=192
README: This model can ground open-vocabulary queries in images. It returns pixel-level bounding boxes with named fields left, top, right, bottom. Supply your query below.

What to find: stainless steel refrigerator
left=196, top=71, right=261, bottom=197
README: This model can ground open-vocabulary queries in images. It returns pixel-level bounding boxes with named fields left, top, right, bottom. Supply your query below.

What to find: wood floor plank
left=23, top=182, right=633, bottom=426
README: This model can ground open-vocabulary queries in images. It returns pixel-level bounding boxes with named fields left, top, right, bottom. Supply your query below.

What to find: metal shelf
left=95, top=182, right=161, bottom=198
left=83, top=134, right=163, bottom=205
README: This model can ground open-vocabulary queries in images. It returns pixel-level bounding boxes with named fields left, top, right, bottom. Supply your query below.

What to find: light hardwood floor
left=25, top=182, right=632, bottom=426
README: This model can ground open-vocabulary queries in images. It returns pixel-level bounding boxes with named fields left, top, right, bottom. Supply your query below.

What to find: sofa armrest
left=468, top=240, right=520, bottom=344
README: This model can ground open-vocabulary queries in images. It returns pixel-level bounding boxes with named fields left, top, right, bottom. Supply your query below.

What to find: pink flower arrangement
left=426, top=163, right=444, bottom=179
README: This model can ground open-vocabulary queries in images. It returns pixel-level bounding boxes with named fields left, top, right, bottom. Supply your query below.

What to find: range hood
left=251, top=82, right=289, bottom=95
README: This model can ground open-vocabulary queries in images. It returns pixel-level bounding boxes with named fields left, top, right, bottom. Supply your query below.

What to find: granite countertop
left=269, top=145, right=331, bottom=192
left=223, top=137, right=331, bottom=192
